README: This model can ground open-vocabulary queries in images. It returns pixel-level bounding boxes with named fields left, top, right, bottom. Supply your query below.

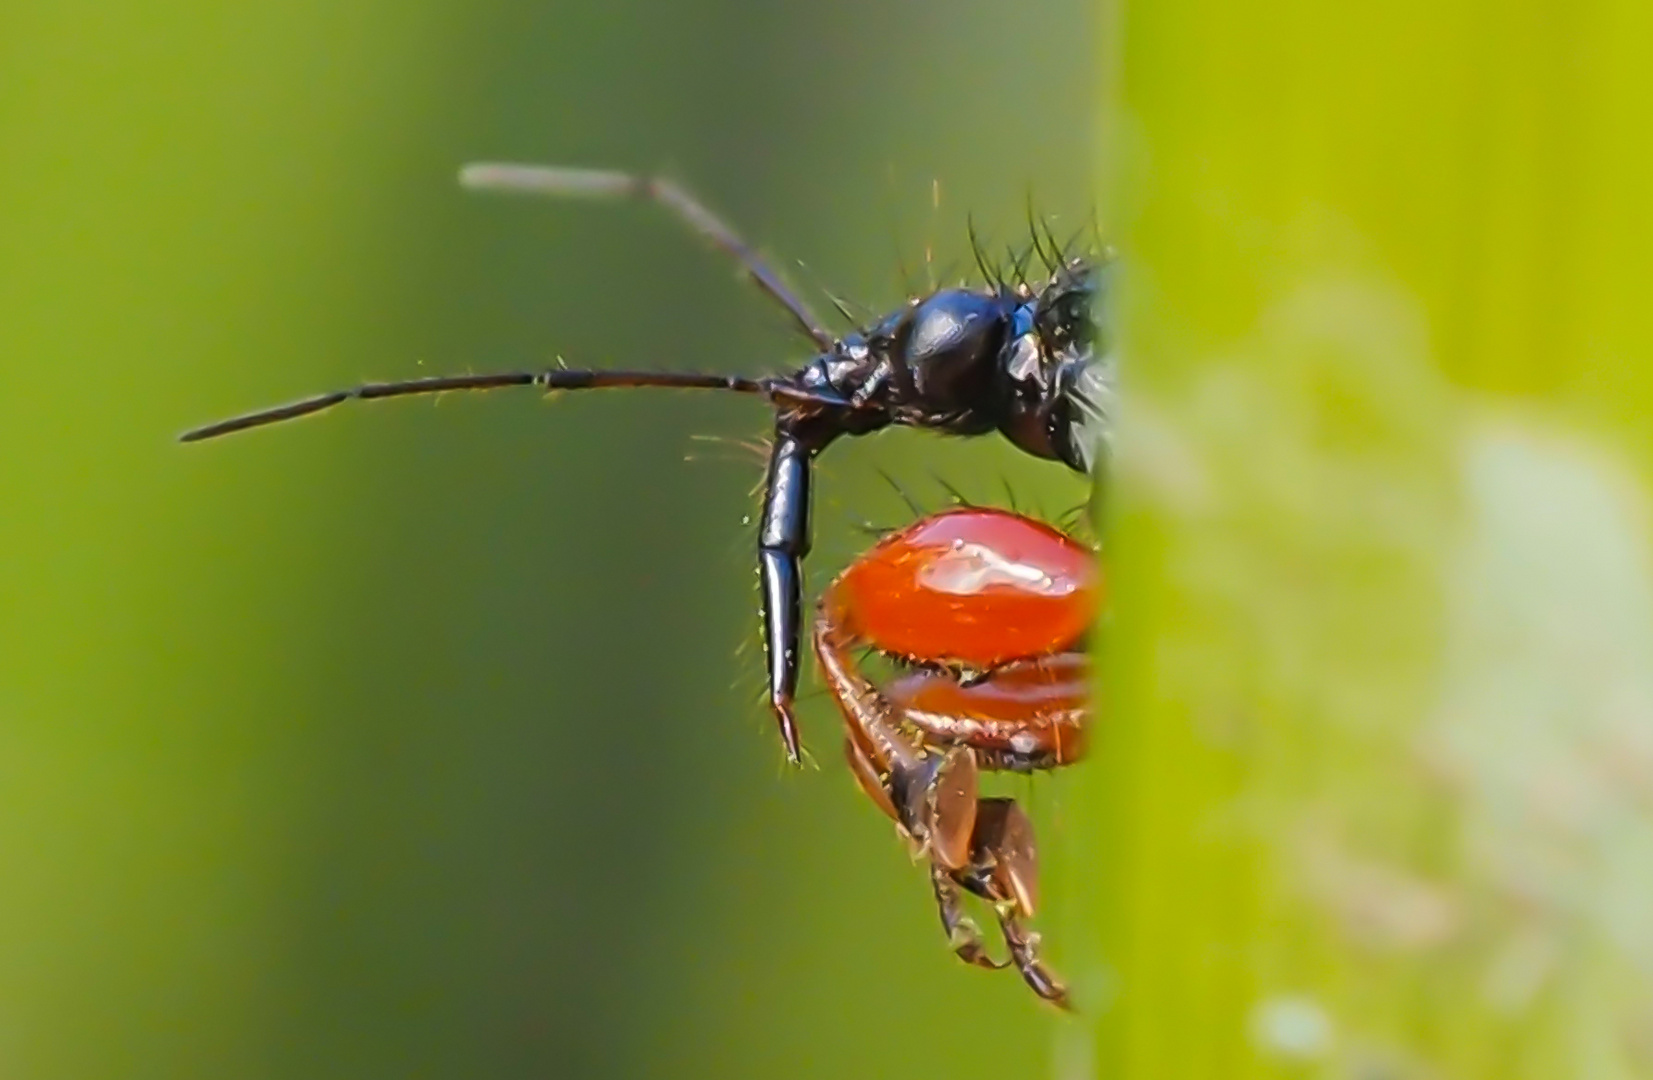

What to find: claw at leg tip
left=776, top=703, right=803, bottom=766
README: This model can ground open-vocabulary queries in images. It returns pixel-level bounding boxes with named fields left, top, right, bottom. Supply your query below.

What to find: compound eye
left=901, top=290, right=1005, bottom=401
left=1035, top=265, right=1101, bottom=354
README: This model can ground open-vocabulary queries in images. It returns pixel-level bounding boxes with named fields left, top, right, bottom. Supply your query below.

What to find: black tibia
left=758, top=433, right=815, bottom=763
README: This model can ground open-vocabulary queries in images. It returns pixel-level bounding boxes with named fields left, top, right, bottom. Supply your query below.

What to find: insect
left=180, top=162, right=1110, bottom=764
left=816, top=504, right=1095, bottom=1007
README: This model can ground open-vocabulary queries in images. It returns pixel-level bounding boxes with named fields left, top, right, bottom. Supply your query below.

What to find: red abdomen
left=828, top=507, right=1098, bottom=667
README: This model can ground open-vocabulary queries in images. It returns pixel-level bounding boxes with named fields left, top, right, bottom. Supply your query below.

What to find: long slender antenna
left=459, top=163, right=834, bottom=351
left=179, top=369, right=768, bottom=442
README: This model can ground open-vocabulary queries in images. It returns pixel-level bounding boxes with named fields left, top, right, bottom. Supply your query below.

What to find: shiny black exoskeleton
left=180, top=162, right=1109, bottom=764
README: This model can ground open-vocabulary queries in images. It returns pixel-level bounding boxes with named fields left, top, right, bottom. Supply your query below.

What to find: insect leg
left=823, top=607, right=1067, bottom=1001
left=996, top=904, right=1069, bottom=1008
left=930, top=863, right=1006, bottom=971
left=846, top=724, right=1047, bottom=986
left=957, top=798, right=1070, bottom=1009
left=759, top=434, right=812, bottom=763
left=812, top=600, right=979, bottom=868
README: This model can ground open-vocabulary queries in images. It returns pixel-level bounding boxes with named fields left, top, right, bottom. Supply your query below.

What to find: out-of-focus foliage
left=1058, top=0, right=1653, bottom=1076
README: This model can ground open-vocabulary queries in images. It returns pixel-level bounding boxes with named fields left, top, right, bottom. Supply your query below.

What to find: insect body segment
left=826, top=508, right=1094, bottom=666
left=886, top=654, right=1087, bottom=773
left=181, top=161, right=1108, bottom=767
left=814, top=506, right=1099, bottom=1007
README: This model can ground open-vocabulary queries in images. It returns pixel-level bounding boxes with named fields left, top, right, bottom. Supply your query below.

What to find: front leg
left=819, top=616, right=979, bottom=869
left=757, top=434, right=813, bottom=764
left=844, top=726, right=1068, bottom=1006
left=955, top=798, right=1069, bottom=1009
left=843, top=728, right=1002, bottom=974
left=995, top=904, right=1068, bottom=1008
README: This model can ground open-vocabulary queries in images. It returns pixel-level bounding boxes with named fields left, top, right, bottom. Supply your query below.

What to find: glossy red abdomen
left=828, top=507, right=1098, bottom=667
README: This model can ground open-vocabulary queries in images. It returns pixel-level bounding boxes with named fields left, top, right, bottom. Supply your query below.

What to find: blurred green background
left=0, top=0, right=1094, bottom=1077
left=1073, top=0, right=1653, bottom=1075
